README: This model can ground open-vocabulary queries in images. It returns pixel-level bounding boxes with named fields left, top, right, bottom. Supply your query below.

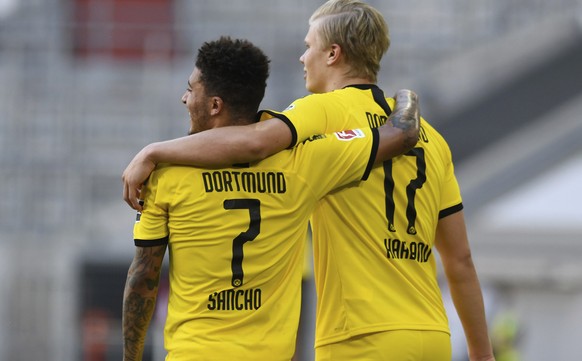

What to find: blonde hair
left=310, top=0, right=390, bottom=82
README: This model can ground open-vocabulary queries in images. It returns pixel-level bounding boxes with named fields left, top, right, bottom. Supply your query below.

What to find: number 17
left=383, top=147, right=426, bottom=235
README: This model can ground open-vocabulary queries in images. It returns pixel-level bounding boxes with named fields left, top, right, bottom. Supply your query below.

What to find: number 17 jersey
left=259, top=84, right=463, bottom=347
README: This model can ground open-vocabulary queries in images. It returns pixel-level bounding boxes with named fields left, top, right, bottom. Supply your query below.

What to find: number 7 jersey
left=133, top=127, right=379, bottom=360
left=259, top=84, right=463, bottom=347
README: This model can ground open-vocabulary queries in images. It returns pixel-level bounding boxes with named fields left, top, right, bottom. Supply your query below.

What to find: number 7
left=223, top=199, right=261, bottom=287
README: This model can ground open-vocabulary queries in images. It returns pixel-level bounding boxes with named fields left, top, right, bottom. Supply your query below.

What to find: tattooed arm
left=123, top=244, right=167, bottom=361
left=375, top=89, right=420, bottom=163
left=122, top=90, right=420, bottom=212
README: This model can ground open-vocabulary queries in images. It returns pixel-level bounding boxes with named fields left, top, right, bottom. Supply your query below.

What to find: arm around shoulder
left=134, top=116, right=291, bottom=166
left=122, top=117, right=291, bottom=210
left=242, top=116, right=293, bottom=160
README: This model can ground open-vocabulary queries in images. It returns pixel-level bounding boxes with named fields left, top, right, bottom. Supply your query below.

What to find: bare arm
left=122, top=245, right=167, bottom=361
left=123, top=89, right=419, bottom=210
left=435, top=211, right=496, bottom=361
left=122, top=118, right=291, bottom=210
left=375, top=89, right=420, bottom=163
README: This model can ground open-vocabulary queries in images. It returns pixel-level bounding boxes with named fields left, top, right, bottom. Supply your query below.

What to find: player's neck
left=321, top=76, right=375, bottom=93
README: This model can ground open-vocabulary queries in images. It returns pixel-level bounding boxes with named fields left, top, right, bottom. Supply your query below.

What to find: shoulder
left=416, top=119, right=456, bottom=164
left=419, top=120, right=448, bottom=147
left=287, top=90, right=346, bottom=108
left=154, top=163, right=193, bottom=174
left=151, top=163, right=199, bottom=184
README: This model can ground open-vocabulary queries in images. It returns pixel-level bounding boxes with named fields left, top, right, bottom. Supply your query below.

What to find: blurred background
left=0, top=0, right=581, bottom=360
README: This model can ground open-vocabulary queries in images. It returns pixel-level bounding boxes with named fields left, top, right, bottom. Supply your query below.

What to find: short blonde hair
left=310, top=0, right=390, bottom=82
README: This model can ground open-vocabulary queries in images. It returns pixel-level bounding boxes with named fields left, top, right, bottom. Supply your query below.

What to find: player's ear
left=210, top=96, right=223, bottom=115
left=327, top=44, right=341, bottom=65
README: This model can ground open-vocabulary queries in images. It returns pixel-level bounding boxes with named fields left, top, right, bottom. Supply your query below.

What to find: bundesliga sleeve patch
left=334, top=129, right=365, bottom=141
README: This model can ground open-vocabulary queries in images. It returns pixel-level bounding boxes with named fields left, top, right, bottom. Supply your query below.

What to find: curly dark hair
left=195, top=36, right=270, bottom=122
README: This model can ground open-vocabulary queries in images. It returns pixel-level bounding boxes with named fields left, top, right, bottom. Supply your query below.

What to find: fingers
left=393, top=89, right=418, bottom=111
left=121, top=147, right=156, bottom=211
left=390, top=89, right=420, bottom=151
left=122, top=174, right=143, bottom=211
left=131, top=188, right=143, bottom=212
left=128, top=187, right=143, bottom=211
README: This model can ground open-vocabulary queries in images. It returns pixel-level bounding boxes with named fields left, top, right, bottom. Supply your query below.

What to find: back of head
left=196, top=36, right=270, bottom=123
left=310, top=0, right=389, bottom=82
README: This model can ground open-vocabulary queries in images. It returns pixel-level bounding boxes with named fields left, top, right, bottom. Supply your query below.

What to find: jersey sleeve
left=296, top=127, right=379, bottom=199
left=133, top=166, right=171, bottom=246
left=258, top=95, right=330, bottom=148
left=258, top=109, right=298, bottom=149
left=437, top=138, right=463, bottom=218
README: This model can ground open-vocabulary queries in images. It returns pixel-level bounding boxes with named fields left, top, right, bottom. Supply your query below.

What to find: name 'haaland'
left=384, top=238, right=432, bottom=263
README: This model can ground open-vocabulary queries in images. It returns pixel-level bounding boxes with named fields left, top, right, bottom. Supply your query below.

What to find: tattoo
left=123, top=292, right=156, bottom=360
left=122, top=245, right=166, bottom=361
left=389, top=89, right=420, bottom=151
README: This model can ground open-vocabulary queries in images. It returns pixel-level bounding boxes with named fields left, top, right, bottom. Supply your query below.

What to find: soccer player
left=121, top=1, right=495, bottom=360
left=122, top=36, right=419, bottom=361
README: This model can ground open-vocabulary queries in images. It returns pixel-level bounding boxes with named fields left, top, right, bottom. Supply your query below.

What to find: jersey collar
left=343, top=84, right=379, bottom=91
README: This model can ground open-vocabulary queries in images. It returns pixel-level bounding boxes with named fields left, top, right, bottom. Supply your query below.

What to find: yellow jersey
left=259, top=84, right=462, bottom=347
left=133, top=127, right=379, bottom=360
